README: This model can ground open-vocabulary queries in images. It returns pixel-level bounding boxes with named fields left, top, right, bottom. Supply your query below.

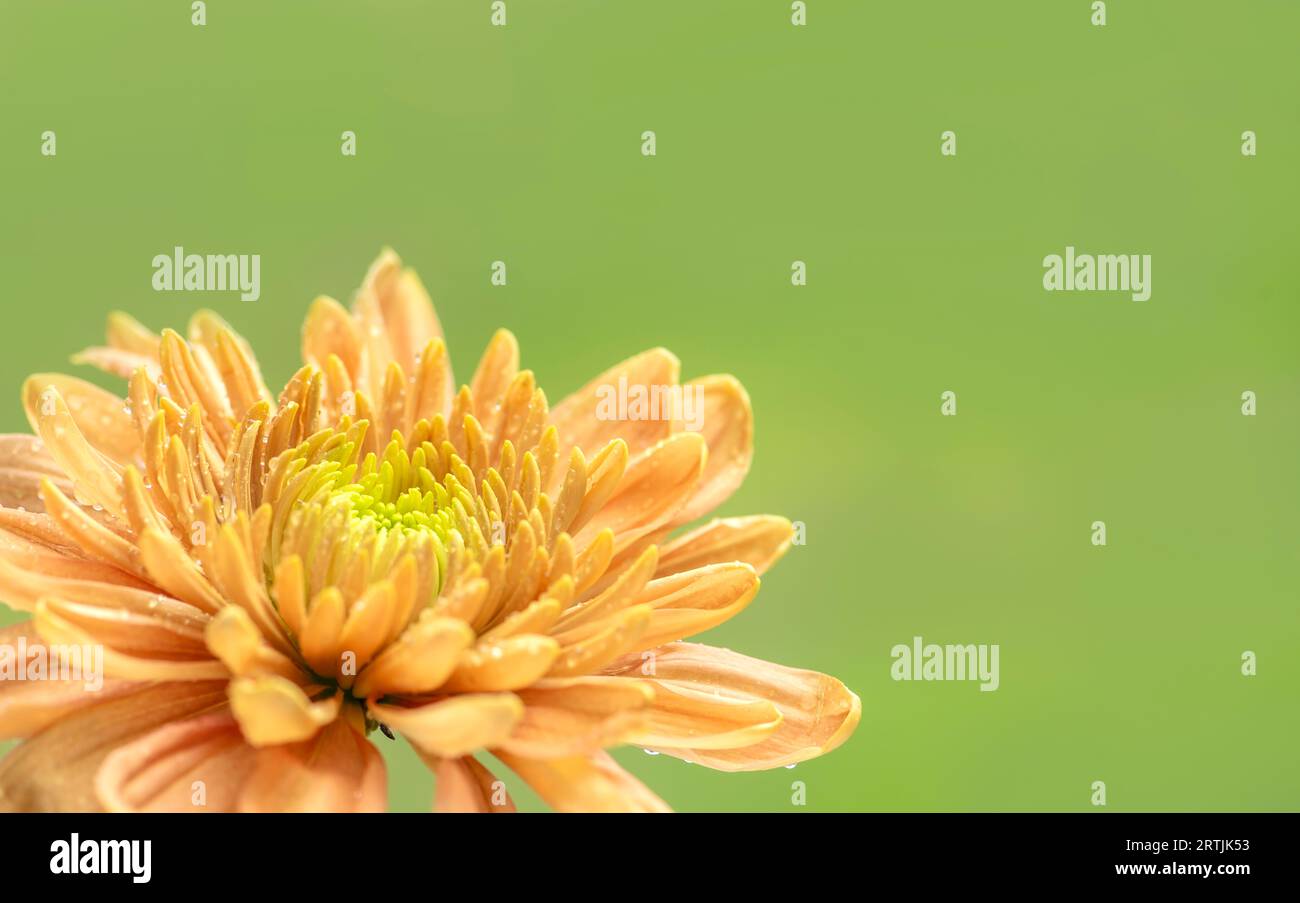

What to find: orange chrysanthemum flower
left=0, top=250, right=858, bottom=812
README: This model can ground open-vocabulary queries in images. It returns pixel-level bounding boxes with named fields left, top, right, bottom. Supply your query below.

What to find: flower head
left=0, top=250, right=858, bottom=812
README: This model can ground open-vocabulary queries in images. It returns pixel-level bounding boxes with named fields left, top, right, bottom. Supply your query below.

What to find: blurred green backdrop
left=1, top=1, right=1296, bottom=811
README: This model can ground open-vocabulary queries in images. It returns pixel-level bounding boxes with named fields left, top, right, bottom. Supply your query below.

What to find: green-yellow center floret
left=349, top=482, right=457, bottom=540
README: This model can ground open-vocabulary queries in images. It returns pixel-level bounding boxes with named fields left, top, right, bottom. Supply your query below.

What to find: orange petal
left=352, top=615, right=474, bottom=698
left=441, top=635, right=561, bottom=693
left=575, top=432, right=705, bottom=554
left=557, top=544, right=658, bottom=631
left=369, top=694, right=523, bottom=759
left=205, top=607, right=303, bottom=681
left=336, top=580, right=397, bottom=681
left=299, top=587, right=346, bottom=677
left=228, top=676, right=341, bottom=747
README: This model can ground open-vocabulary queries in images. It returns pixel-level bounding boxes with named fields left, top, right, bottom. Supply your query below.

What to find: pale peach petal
left=0, top=526, right=157, bottom=607
left=0, top=555, right=193, bottom=620
left=0, top=471, right=57, bottom=513
left=0, top=434, right=66, bottom=477
left=34, top=595, right=210, bottom=660
left=134, top=527, right=227, bottom=614
left=624, top=679, right=782, bottom=751
left=548, top=604, right=651, bottom=678
left=187, top=310, right=271, bottom=419
left=655, top=515, right=794, bottom=577
left=431, top=756, right=515, bottom=813
left=495, top=676, right=652, bottom=759
left=604, top=642, right=861, bottom=771
left=356, top=249, right=449, bottom=394
left=33, top=599, right=227, bottom=682
left=70, top=347, right=158, bottom=380
left=672, top=375, right=753, bottom=524
left=632, top=562, right=761, bottom=649
left=469, top=329, right=520, bottom=436
left=0, top=680, right=228, bottom=812
left=370, top=694, right=523, bottom=759
left=22, top=385, right=124, bottom=519
left=39, top=479, right=148, bottom=579
left=302, top=296, right=363, bottom=384
left=158, top=330, right=234, bottom=448
left=0, top=434, right=70, bottom=511
left=549, top=348, right=681, bottom=461
left=494, top=749, right=671, bottom=813
left=0, top=621, right=141, bottom=740
left=95, top=710, right=258, bottom=812
left=22, top=374, right=138, bottom=467
left=556, top=544, right=658, bottom=631
left=238, top=720, right=386, bottom=813
left=408, top=338, right=453, bottom=427
left=104, top=311, right=161, bottom=357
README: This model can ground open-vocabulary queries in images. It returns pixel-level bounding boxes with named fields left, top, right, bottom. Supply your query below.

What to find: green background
left=1, top=1, right=1296, bottom=811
